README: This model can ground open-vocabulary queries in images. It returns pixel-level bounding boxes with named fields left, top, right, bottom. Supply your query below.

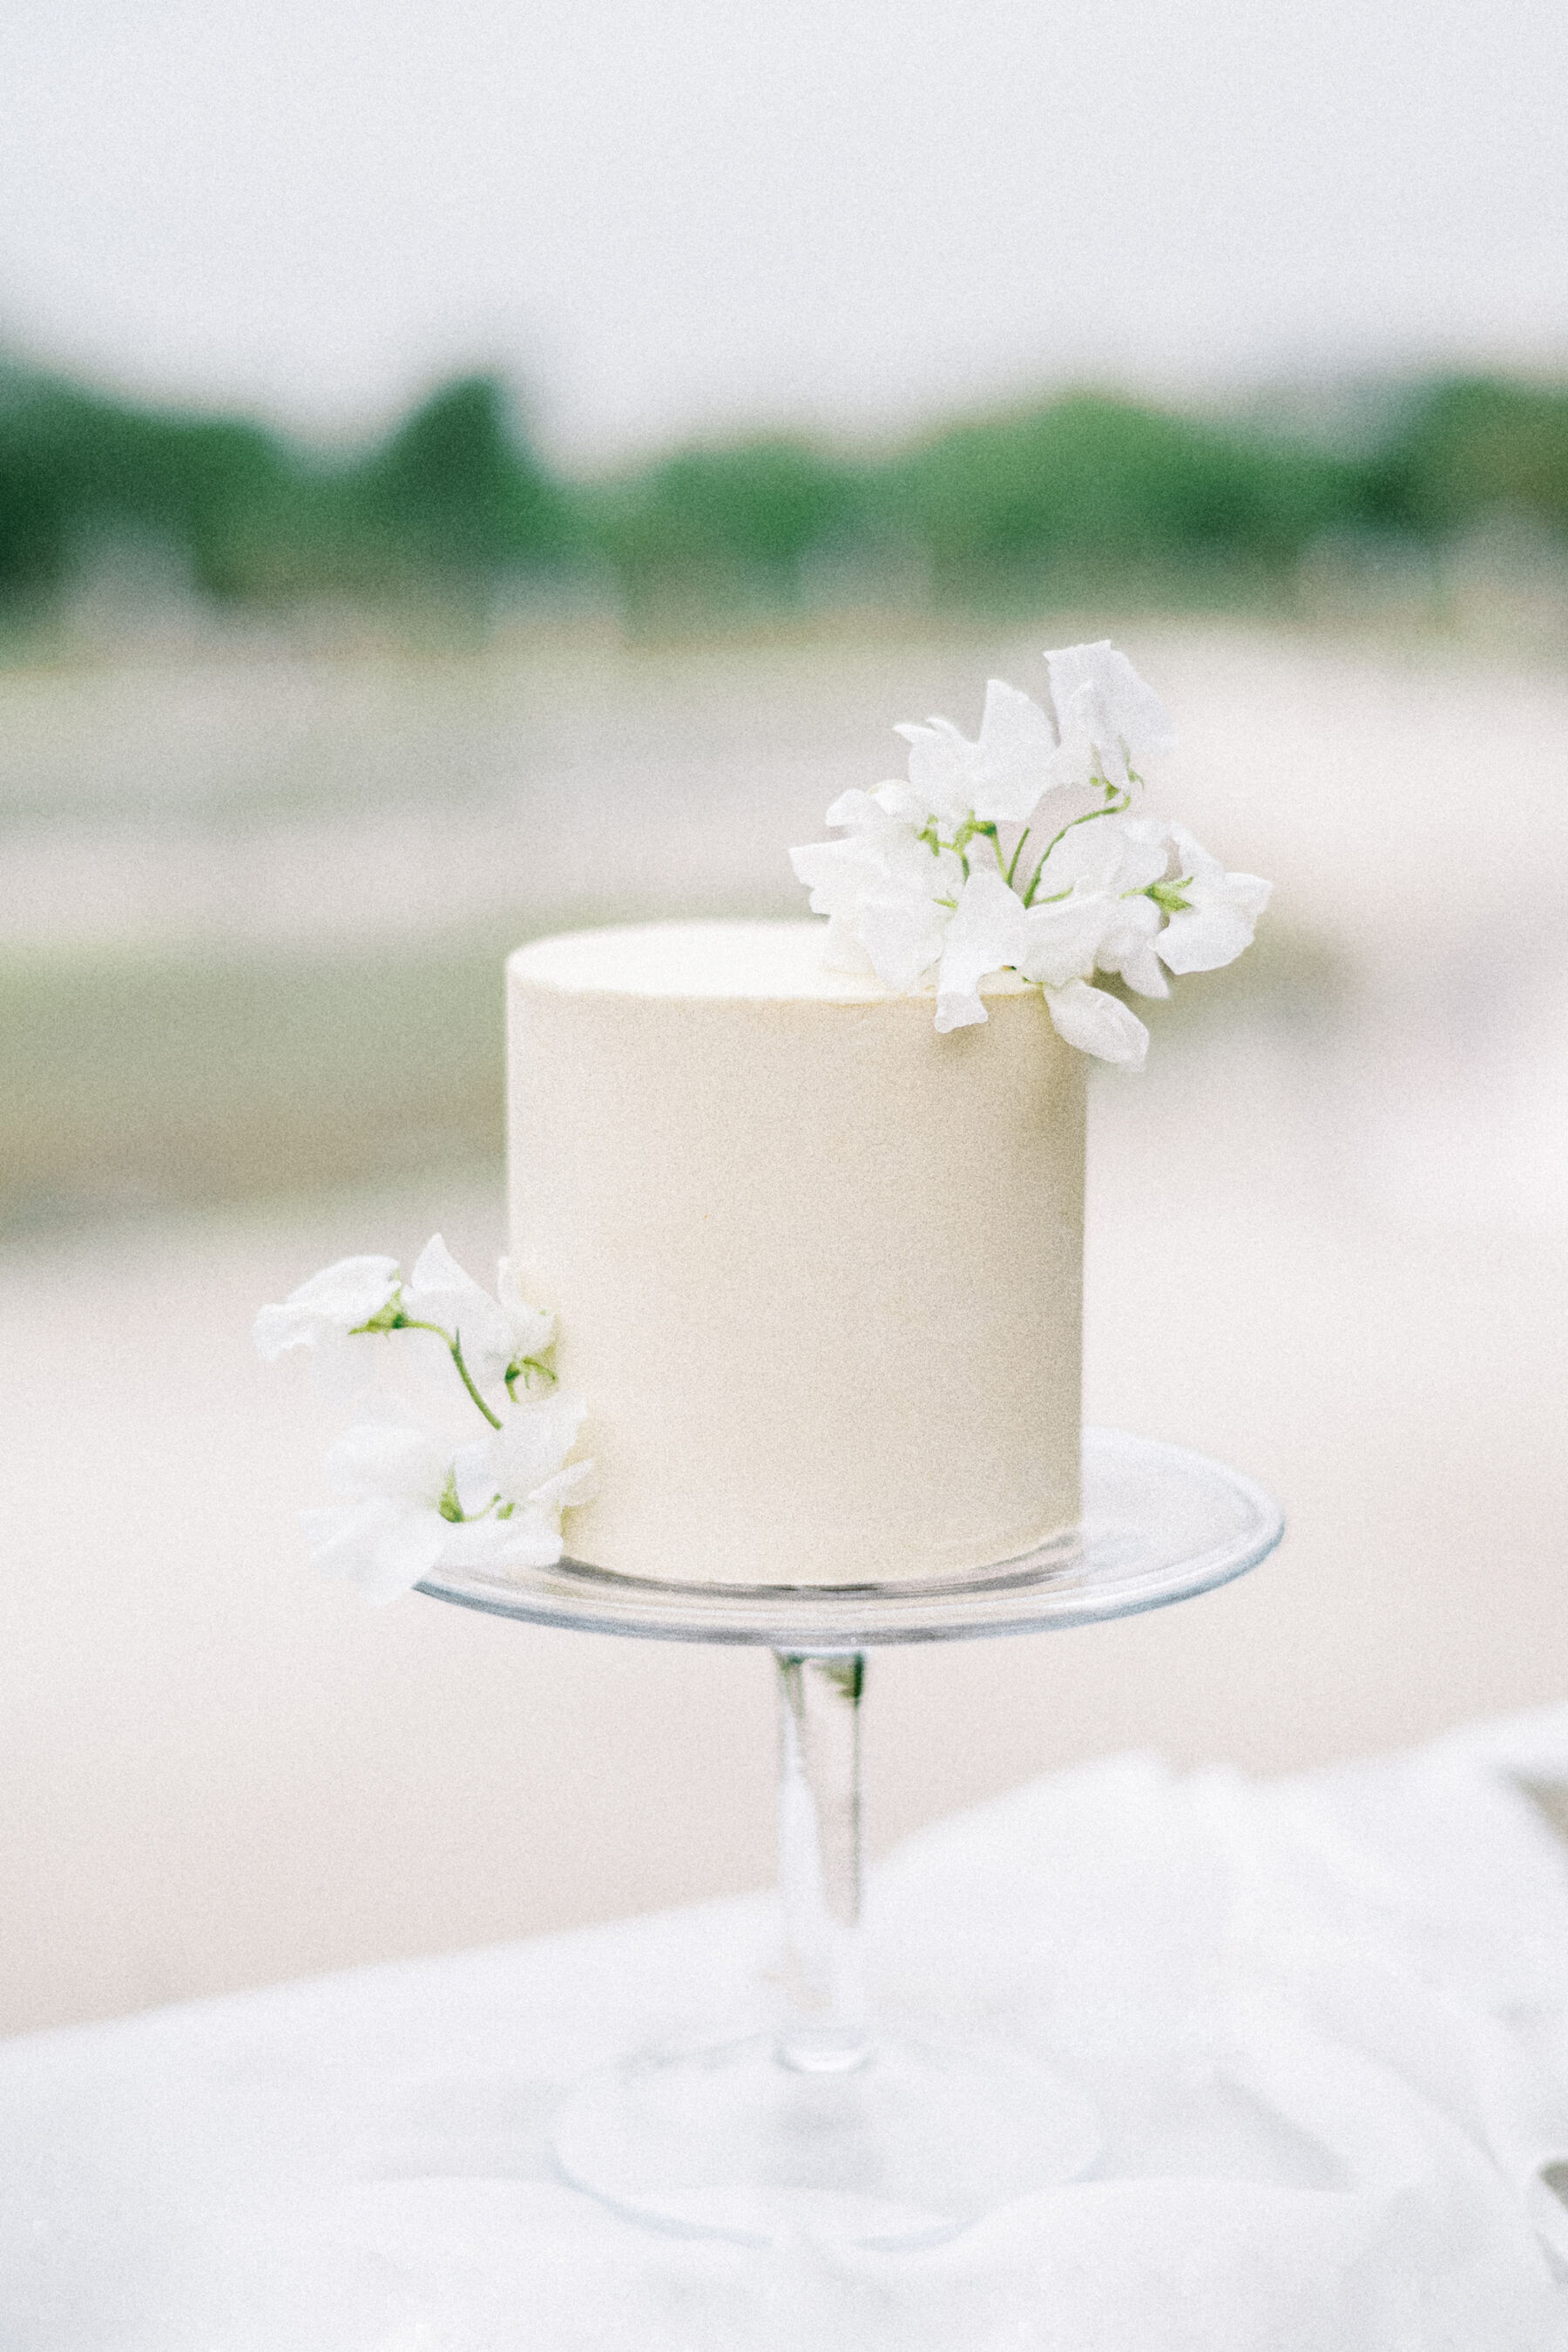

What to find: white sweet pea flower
left=1041, top=978, right=1150, bottom=1068
left=253, top=1254, right=402, bottom=1402
left=787, top=650, right=1266, bottom=1069
left=1044, top=641, right=1176, bottom=794
left=1153, top=824, right=1274, bottom=976
left=896, top=678, right=1058, bottom=827
left=456, top=1388, right=595, bottom=1570
left=1015, top=814, right=1167, bottom=1066
left=791, top=791, right=963, bottom=993
left=302, top=1421, right=504, bottom=1605
left=1092, top=891, right=1169, bottom=998
left=930, top=834, right=1159, bottom=1062
left=1017, top=816, right=1168, bottom=985
left=497, top=1259, right=557, bottom=1378
left=933, top=868, right=1026, bottom=1033
left=401, top=1233, right=517, bottom=1398
left=1060, top=817, right=1173, bottom=999
left=790, top=788, right=901, bottom=972
left=854, top=876, right=956, bottom=994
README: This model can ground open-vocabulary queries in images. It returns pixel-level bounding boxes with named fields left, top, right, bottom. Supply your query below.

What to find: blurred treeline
left=3, top=361, right=1567, bottom=626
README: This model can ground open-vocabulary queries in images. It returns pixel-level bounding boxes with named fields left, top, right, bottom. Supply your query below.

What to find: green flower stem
left=440, top=1470, right=504, bottom=1526
left=395, top=1315, right=504, bottom=1430
left=1020, top=789, right=1130, bottom=908
left=916, top=814, right=1009, bottom=889
left=447, top=1331, right=504, bottom=1430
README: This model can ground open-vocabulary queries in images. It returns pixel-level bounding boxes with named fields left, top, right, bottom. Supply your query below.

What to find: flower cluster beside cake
left=257, top=641, right=1269, bottom=1599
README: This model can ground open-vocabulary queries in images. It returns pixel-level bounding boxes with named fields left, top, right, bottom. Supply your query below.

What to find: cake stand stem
left=552, top=1638, right=1098, bottom=2243
left=774, top=1649, right=869, bottom=2074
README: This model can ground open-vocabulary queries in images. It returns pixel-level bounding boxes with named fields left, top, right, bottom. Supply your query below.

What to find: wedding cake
left=506, top=920, right=1084, bottom=1585
left=258, top=642, right=1269, bottom=1605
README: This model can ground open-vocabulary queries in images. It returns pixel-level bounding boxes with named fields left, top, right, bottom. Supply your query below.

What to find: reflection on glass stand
left=418, top=1427, right=1284, bottom=2247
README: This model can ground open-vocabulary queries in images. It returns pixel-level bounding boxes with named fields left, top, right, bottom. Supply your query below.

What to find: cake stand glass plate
left=416, top=1426, right=1282, bottom=1649
left=416, top=1428, right=1283, bottom=2248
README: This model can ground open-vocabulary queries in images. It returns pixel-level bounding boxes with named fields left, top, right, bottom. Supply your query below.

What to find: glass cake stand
left=416, top=1425, right=1283, bottom=2247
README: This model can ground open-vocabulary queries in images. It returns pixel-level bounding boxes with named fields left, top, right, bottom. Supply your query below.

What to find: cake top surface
left=510, top=919, right=1033, bottom=1003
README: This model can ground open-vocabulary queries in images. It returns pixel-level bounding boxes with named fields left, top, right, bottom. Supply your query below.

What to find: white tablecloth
left=5, top=1705, right=1568, bottom=2350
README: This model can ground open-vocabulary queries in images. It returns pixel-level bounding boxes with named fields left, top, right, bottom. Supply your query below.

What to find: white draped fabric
left=4, top=1704, right=1568, bottom=2349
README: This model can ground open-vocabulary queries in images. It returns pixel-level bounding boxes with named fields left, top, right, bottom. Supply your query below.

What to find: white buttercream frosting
left=506, top=919, right=1083, bottom=1586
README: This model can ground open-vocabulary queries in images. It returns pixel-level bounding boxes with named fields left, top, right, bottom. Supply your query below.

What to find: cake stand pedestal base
left=417, top=1429, right=1283, bottom=2249
left=553, top=2031, right=1102, bottom=2248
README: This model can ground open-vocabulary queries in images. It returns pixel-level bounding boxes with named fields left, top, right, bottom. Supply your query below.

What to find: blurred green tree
left=1365, top=376, right=1568, bottom=537
left=591, top=438, right=860, bottom=611
left=877, top=394, right=1358, bottom=599
left=3, top=357, right=1567, bottom=629
left=350, top=375, right=570, bottom=584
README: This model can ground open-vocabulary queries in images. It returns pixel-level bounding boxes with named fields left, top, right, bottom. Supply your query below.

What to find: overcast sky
left=1, top=0, right=1565, bottom=463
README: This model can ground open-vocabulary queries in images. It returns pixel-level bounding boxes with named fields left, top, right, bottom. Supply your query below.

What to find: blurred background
left=3, top=0, right=1566, bottom=2037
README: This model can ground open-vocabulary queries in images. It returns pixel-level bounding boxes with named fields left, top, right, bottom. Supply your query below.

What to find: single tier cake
left=506, top=918, right=1084, bottom=1586
left=259, top=641, right=1270, bottom=1611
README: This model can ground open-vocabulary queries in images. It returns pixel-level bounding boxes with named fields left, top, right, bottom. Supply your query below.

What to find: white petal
left=1226, top=872, right=1273, bottom=923
left=409, top=1235, right=467, bottom=1291
left=1164, top=822, right=1225, bottom=881
left=286, top=1254, right=401, bottom=1321
left=304, top=1327, right=384, bottom=1405
left=496, top=1259, right=556, bottom=1362
left=934, top=867, right=1026, bottom=1033
left=253, top=1254, right=400, bottom=1359
left=1040, top=679, right=1103, bottom=794
left=1044, top=980, right=1151, bottom=1066
left=896, top=717, right=971, bottom=823
left=1120, top=942, right=1172, bottom=998
left=493, top=1505, right=569, bottom=1571
left=433, top=1516, right=517, bottom=1573
left=932, top=992, right=989, bottom=1036
left=324, top=1420, right=450, bottom=1508
left=1032, top=820, right=1124, bottom=896
left=403, top=1233, right=516, bottom=1391
left=869, top=781, right=930, bottom=826
left=1156, top=900, right=1253, bottom=973
left=1119, top=813, right=1177, bottom=861
left=368, top=1508, right=449, bottom=1600
left=1099, top=890, right=1162, bottom=946
left=530, top=1456, right=598, bottom=1511
left=1044, top=641, right=1175, bottom=778
left=821, top=916, right=875, bottom=974
left=302, top=1497, right=443, bottom=1604
left=1155, top=868, right=1270, bottom=974
left=1031, top=814, right=1171, bottom=924
left=1096, top=896, right=1171, bottom=999
left=253, top=1301, right=314, bottom=1362
left=821, top=787, right=888, bottom=834
left=1017, top=893, right=1116, bottom=988
left=484, top=1389, right=590, bottom=1505
left=451, top=1435, right=502, bottom=1520
left=856, top=889, right=950, bottom=995
left=790, top=836, right=876, bottom=919
left=301, top=1501, right=377, bottom=1574
left=1117, top=942, right=1172, bottom=999
left=1108, top=822, right=1173, bottom=894
left=968, top=679, right=1058, bottom=823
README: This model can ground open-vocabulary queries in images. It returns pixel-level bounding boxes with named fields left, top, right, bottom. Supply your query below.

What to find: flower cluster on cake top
left=253, top=1237, right=593, bottom=1603
left=790, top=640, right=1270, bottom=1067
